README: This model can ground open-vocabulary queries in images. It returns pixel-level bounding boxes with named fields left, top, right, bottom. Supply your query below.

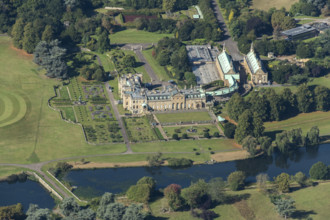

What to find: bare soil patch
left=233, top=200, right=256, bottom=220
left=9, top=44, right=33, bottom=59
left=70, top=161, right=149, bottom=169
left=211, top=150, right=249, bottom=162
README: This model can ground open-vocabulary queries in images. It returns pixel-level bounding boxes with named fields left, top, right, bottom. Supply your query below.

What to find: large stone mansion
left=119, top=74, right=207, bottom=114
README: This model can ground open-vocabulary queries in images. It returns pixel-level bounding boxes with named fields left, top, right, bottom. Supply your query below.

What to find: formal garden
left=163, top=124, right=220, bottom=140
left=155, top=112, right=213, bottom=124
left=123, top=116, right=163, bottom=142
left=50, top=77, right=123, bottom=144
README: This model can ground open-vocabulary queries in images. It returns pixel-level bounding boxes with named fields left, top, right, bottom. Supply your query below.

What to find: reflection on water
left=0, top=179, right=55, bottom=210
left=64, top=144, right=330, bottom=199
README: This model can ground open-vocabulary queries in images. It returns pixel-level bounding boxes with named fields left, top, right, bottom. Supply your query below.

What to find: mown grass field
left=0, top=36, right=126, bottom=164
left=251, top=0, right=298, bottom=11
left=264, top=111, right=330, bottom=136
left=110, top=29, right=173, bottom=44
left=130, top=138, right=239, bottom=153
left=156, top=112, right=212, bottom=123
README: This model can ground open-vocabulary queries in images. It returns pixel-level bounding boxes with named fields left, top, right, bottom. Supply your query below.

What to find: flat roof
left=282, top=25, right=317, bottom=37
left=186, top=45, right=219, bottom=63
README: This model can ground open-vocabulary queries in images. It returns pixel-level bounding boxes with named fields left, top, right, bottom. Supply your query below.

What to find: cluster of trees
left=220, top=0, right=296, bottom=53
left=154, top=37, right=192, bottom=80
left=254, top=39, right=296, bottom=56
left=290, top=0, right=329, bottom=16
left=177, top=0, right=223, bottom=42
left=275, top=127, right=320, bottom=154
left=228, top=85, right=330, bottom=124
left=33, top=40, right=68, bottom=79
left=296, top=30, right=330, bottom=61
left=135, top=18, right=177, bottom=33
left=268, top=60, right=327, bottom=85
left=125, top=0, right=198, bottom=11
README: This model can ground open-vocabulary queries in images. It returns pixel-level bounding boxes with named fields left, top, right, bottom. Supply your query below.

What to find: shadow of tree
left=291, top=210, right=316, bottom=219
left=223, top=193, right=251, bottom=205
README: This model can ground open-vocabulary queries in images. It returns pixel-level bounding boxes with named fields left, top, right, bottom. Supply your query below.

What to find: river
left=63, top=144, right=330, bottom=199
left=0, top=179, right=55, bottom=210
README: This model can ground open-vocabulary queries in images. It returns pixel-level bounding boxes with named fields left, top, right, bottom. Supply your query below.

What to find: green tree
left=227, top=171, right=246, bottom=191
left=146, top=152, right=162, bottom=166
left=103, top=203, right=125, bottom=220
left=224, top=122, right=236, bottom=138
left=97, top=192, right=115, bottom=218
left=258, top=136, right=273, bottom=156
left=181, top=179, right=209, bottom=208
left=294, top=171, right=308, bottom=187
left=271, top=11, right=295, bottom=31
left=11, top=18, right=25, bottom=49
left=227, top=93, right=246, bottom=121
left=172, top=133, right=179, bottom=140
left=235, top=110, right=264, bottom=143
left=309, top=161, right=328, bottom=180
left=137, top=176, right=156, bottom=193
left=306, top=126, right=320, bottom=146
left=314, top=86, right=330, bottom=111
left=275, top=173, right=291, bottom=193
left=41, top=25, right=54, bottom=42
left=98, top=31, right=110, bottom=53
left=274, top=197, right=296, bottom=219
left=127, top=184, right=151, bottom=203
left=296, top=84, right=314, bottom=113
left=33, top=40, right=68, bottom=79
left=60, top=197, right=80, bottom=217
left=163, top=0, right=176, bottom=12
left=242, top=136, right=258, bottom=156
left=22, top=22, right=39, bottom=53
left=0, top=203, right=24, bottom=220
left=122, top=204, right=145, bottom=220
left=248, top=92, right=269, bottom=121
left=256, top=173, right=269, bottom=192
left=207, top=177, right=226, bottom=203
left=164, top=184, right=185, bottom=211
left=123, top=54, right=136, bottom=68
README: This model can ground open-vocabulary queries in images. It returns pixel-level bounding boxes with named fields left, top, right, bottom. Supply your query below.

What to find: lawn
left=264, top=111, right=330, bottom=136
left=59, top=107, right=76, bottom=122
left=291, top=182, right=330, bottom=220
left=150, top=188, right=280, bottom=220
left=142, top=48, right=172, bottom=81
left=0, top=36, right=126, bottom=164
left=251, top=0, right=298, bottom=11
left=122, top=50, right=151, bottom=83
left=130, top=138, right=239, bottom=153
left=155, top=112, right=212, bottom=123
left=124, top=116, right=159, bottom=142
left=0, top=167, right=28, bottom=180
left=163, top=124, right=220, bottom=139
left=110, top=29, right=173, bottom=44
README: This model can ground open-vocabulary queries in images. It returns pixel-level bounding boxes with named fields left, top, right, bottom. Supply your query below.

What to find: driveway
left=211, top=0, right=243, bottom=61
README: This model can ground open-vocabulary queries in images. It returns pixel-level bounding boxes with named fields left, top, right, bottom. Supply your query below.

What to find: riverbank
left=68, top=149, right=249, bottom=170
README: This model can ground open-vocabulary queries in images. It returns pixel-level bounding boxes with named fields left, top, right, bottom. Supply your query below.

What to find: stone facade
left=119, top=74, right=206, bottom=114
left=244, top=44, right=268, bottom=85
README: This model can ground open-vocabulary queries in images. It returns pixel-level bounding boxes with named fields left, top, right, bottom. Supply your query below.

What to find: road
left=211, top=0, right=243, bottom=61
left=105, top=82, right=133, bottom=153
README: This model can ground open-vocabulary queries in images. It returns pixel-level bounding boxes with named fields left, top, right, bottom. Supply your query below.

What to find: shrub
left=182, top=133, right=188, bottom=139
left=309, top=161, right=329, bottom=180
left=213, top=132, right=220, bottom=137
left=126, top=184, right=151, bottom=203
left=275, top=173, right=291, bottom=193
left=203, top=132, right=210, bottom=138
left=227, top=171, right=245, bottom=191
left=172, top=133, right=179, bottom=140
left=294, top=172, right=308, bottom=187
left=137, top=176, right=156, bottom=192
left=167, top=158, right=193, bottom=167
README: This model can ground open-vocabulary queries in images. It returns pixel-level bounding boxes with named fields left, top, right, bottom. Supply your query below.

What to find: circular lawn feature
left=0, top=89, right=27, bottom=128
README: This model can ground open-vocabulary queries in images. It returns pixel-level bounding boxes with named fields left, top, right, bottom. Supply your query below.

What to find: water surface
left=63, top=144, right=330, bottom=199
